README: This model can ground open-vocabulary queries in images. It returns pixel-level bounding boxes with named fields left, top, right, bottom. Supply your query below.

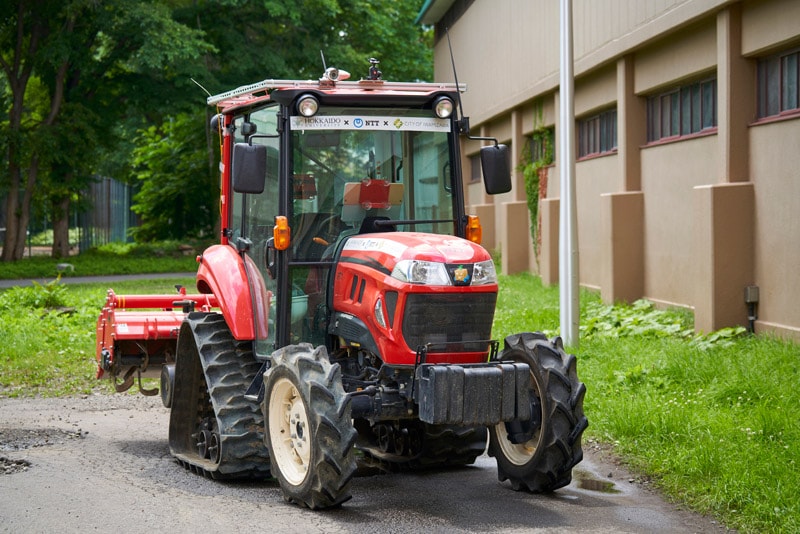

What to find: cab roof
left=208, top=78, right=466, bottom=114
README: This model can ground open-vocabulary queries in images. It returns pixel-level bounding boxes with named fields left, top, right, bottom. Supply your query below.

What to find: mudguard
left=196, top=244, right=267, bottom=340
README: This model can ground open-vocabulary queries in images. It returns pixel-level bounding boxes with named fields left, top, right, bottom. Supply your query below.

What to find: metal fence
left=0, top=177, right=135, bottom=257
left=78, top=177, right=137, bottom=251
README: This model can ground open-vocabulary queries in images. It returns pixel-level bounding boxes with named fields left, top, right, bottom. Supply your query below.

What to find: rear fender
left=196, top=244, right=259, bottom=340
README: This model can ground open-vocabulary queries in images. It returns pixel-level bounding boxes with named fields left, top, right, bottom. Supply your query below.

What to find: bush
left=0, top=278, right=68, bottom=310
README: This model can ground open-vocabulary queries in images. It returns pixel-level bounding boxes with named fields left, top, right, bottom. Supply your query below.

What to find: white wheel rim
left=269, top=377, right=311, bottom=486
left=494, top=421, right=539, bottom=466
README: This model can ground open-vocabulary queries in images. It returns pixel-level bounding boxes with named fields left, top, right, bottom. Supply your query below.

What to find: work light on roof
left=434, top=96, right=454, bottom=119
left=297, top=95, right=319, bottom=117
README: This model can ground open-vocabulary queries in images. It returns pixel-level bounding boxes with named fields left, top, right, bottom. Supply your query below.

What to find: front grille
left=402, top=292, right=497, bottom=353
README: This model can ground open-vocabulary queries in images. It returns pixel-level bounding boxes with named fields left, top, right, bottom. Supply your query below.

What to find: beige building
left=418, top=0, right=800, bottom=340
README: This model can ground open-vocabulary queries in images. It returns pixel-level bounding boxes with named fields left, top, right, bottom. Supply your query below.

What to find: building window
left=578, top=109, right=617, bottom=158
left=469, top=154, right=481, bottom=183
left=527, top=127, right=555, bottom=166
left=647, top=78, right=717, bottom=142
left=757, top=47, right=800, bottom=119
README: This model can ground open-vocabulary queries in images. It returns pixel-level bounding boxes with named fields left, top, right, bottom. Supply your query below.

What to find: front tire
left=263, top=344, right=357, bottom=509
left=488, top=333, right=588, bottom=492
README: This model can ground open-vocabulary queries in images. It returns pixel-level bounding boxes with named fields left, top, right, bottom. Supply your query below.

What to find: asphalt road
left=0, top=394, right=731, bottom=533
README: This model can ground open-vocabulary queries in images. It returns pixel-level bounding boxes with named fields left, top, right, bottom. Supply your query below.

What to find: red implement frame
left=95, top=288, right=219, bottom=388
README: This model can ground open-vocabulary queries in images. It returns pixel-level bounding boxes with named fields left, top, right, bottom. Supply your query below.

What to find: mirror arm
left=458, top=115, right=500, bottom=147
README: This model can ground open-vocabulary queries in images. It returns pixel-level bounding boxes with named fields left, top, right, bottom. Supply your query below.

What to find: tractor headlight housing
left=433, top=96, right=454, bottom=119
left=296, top=95, right=319, bottom=117
left=471, top=259, right=498, bottom=285
left=391, top=260, right=451, bottom=286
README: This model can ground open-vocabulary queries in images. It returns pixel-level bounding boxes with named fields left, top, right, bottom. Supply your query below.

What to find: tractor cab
left=216, top=64, right=510, bottom=362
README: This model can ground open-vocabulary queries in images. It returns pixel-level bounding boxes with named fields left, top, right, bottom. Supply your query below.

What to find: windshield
left=290, top=106, right=456, bottom=262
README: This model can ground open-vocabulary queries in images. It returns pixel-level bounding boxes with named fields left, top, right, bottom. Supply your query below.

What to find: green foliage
left=581, top=298, right=694, bottom=339
left=28, top=228, right=82, bottom=246
left=517, top=120, right=554, bottom=258
left=1, top=0, right=213, bottom=260
left=2, top=0, right=434, bottom=257
left=130, top=112, right=218, bottom=241
left=492, top=274, right=800, bottom=533
left=581, top=298, right=747, bottom=350
left=0, top=277, right=68, bottom=310
left=177, top=0, right=432, bottom=93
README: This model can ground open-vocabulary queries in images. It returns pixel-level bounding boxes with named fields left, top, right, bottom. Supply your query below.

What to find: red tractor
left=96, top=61, right=587, bottom=509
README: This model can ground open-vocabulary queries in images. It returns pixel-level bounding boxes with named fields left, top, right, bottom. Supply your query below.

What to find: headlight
left=433, top=96, right=454, bottom=118
left=296, top=95, right=319, bottom=117
left=391, top=260, right=451, bottom=286
left=471, top=259, right=497, bottom=285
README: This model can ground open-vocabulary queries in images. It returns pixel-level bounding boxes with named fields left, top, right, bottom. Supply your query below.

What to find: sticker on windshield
left=290, top=115, right=450, bottom=133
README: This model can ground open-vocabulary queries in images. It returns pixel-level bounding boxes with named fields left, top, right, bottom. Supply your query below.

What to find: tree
left=0, top=0, right=211, bottom=260
left=1, top=0, right=433, bottom=257
left=0, top=0, right=58, bottom=261
left=125, top=0, right=433, bottom=241
left=174, top=0, right=432, bottom=91
left=129, top=112, right=217, bottom=241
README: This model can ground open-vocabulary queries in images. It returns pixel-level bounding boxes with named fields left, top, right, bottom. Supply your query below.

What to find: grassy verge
left=493, top=273, right=799, bottom=534
left=1, top=270, right=797, bottom=532
left=0, top=241, right=205, bottom=279
left=0, top=276, right=195, bottom=397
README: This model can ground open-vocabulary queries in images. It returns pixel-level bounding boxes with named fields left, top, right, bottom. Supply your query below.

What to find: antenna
left=190, top=78, right=212, bottom=98
left=445, top=28, right=469, bottom=135
left=320, top=50, right=327, bottom=71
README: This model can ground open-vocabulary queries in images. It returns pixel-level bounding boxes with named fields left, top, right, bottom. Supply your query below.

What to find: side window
left=411, top=132, right=453, bottom=234
left=578, top=109, right=617, bottom=158
left=228, top=108, right=280, bottom=249
left=646, top=78, right=717, bottom=142
left=757, top=47, right=800, bottom=119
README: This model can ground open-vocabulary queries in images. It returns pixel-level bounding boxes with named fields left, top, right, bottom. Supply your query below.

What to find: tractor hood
left=339, top=232, right=496, bottom=286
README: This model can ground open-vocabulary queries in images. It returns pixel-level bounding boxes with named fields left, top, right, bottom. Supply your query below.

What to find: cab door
left=228, top=105, right=283, bottom=358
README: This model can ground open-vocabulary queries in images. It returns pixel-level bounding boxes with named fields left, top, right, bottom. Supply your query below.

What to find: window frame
left=646, top=77, right=717, bottom=144
left=577, top=108, right=617, bottom=159
left=469, top=153, right=481, bottom=184
left=757, top=46, right=800, bottom=121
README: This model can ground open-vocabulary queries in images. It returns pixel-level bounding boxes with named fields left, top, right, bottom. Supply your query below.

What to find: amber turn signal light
left=273, top=216, right=291, bottom=250
left=465, top=215, right=482, bottom=245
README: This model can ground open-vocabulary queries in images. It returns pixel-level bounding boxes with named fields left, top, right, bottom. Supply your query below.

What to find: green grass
left=0, top=240, right=204, bottom=279
left=0, top=276, right=195, bottom=397
left=1, top=268, right=798, bottom=532
left=492, top=273, right=800, bottom=534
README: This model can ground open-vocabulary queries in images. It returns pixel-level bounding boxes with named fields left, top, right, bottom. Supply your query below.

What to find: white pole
left=559, top=0, right=580, bottom=347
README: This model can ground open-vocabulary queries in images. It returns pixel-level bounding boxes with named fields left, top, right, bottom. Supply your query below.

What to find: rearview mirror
left=481, top=144, right=512, bottom=195
left=232, top=143, right=266, bottom=194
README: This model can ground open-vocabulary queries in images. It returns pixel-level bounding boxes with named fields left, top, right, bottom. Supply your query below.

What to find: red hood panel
left=340, top=232, right=490, bottom=270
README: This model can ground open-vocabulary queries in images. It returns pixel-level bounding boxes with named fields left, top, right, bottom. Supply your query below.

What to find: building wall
left=574, top=155, right=620, bottom=290
left=742, top=0, right=800, bottom=347
left=750, top=119, right=800, bottom=338
left=641, top=135, right=718, bottom=307
left=430, top=0, right=800, bottom=340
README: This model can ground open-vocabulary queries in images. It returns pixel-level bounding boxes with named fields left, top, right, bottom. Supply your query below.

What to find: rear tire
left=488, top=333, right=588, bottom=492
left=263, top=343, right=357, bottom=509
left=168, top=313, right=269, bottom=479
